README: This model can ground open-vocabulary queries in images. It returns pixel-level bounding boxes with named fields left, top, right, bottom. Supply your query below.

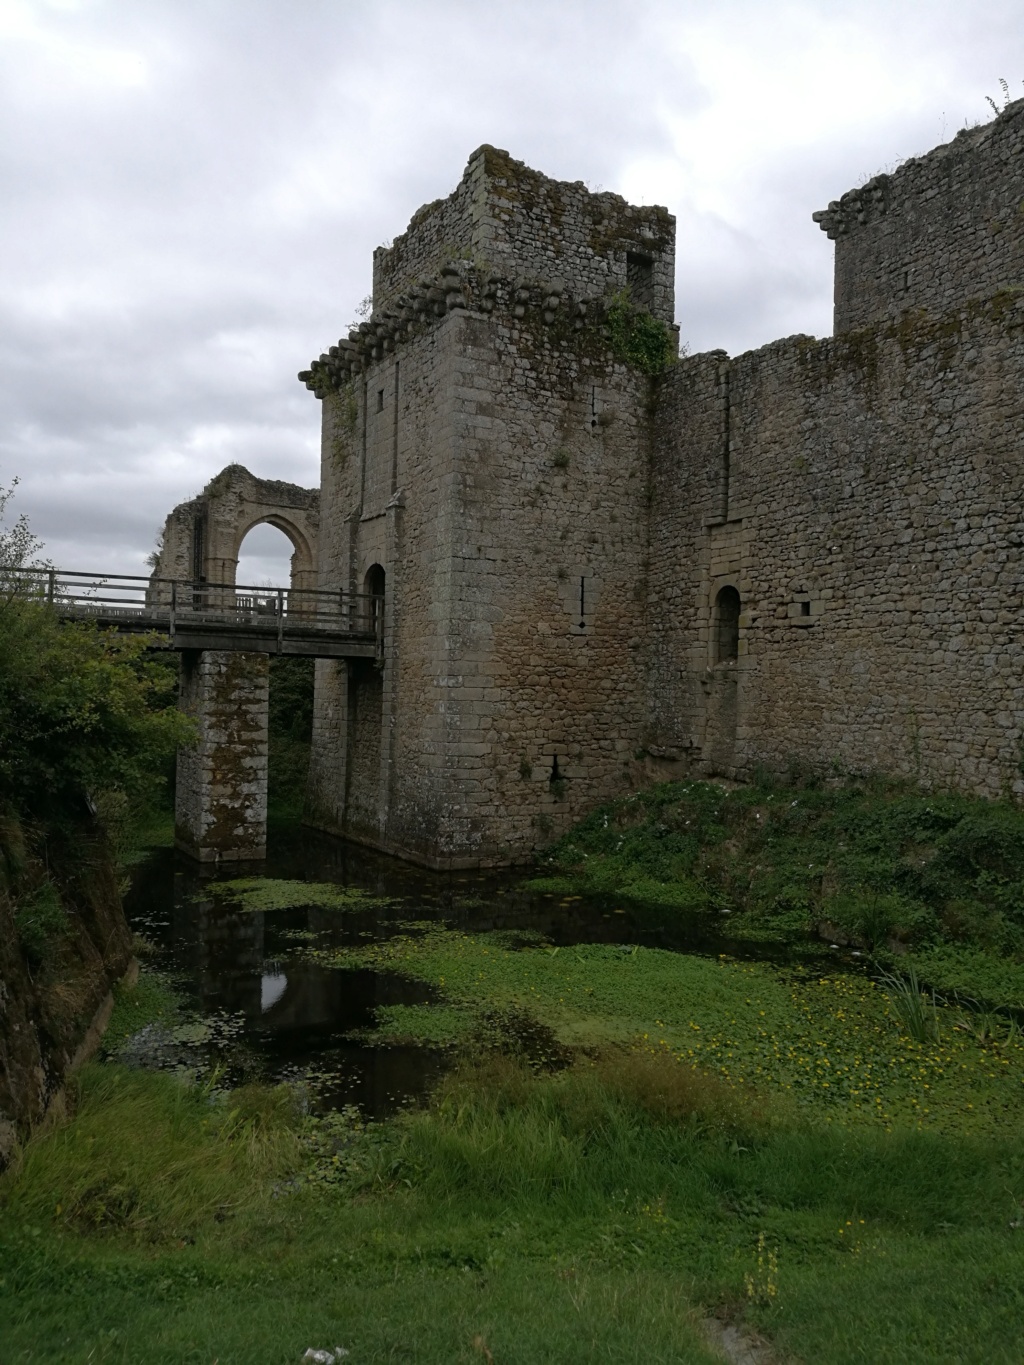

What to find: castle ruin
left=164, top=102, right=1024, bottom=868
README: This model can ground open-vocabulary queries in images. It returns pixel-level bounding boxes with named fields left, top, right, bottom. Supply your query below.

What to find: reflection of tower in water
left=171, top=862, right=264, bottom=1019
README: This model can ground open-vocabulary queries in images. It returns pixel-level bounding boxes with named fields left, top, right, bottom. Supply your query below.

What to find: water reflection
left=123, top=824, right=750, bottom=1116
left=261, top=970, right=287, bottom=1013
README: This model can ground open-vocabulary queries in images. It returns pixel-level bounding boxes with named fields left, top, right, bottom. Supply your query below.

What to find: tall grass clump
left=389, top=1049, right=782, bottom=1209
left=1, top=1065, right=303, bottom=1237
left=879, top=963, right=940, bottom=1043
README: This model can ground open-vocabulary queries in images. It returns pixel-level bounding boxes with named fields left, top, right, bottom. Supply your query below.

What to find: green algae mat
left=310, top=926, right=1024, bottom=1137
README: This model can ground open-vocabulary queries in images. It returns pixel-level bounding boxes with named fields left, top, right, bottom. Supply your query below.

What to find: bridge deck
left=14, top=570, right=381, bottom=659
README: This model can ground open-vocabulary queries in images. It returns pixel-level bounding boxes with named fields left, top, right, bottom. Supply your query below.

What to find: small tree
left=0, top=479, right=192, bottom=836
left=0, top=478, right=48, bottom=604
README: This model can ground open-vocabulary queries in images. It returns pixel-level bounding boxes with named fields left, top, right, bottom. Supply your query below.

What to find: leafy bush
left=540, top=777, right=1024, bottom=963
left=268, top=655, right=314, bottom=741
left=605, top=293, right=675, bottom=375
left=0, top=479, right=192, bottom=876
left=0, top=597, right=191, bottom=829
left=824, top=888, right=933, bottom=950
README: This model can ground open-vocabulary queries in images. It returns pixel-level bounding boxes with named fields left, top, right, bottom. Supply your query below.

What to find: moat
left=122, top=824, right=774, bottom=1116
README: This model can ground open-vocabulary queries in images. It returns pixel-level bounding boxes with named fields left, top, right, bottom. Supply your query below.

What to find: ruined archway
left=150, top=465, right=321, bottom=864
left=149, top=464, right=319, bottom=598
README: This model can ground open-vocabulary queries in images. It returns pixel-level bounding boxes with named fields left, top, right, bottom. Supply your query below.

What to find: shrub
left=605, top=294, right=675, bottom=375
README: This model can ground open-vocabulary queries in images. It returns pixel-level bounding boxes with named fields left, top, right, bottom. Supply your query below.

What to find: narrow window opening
left=714, top=586, right=741, bottom=663
left=902, top=269, right=910, bottom=292
left=550, top=754, right=561, bottom=782
left=590, top=386, right=598, bottom=431
left=800, top=600, right=811, bottom=617
left=377, top=388, right=385, bottom=412
left=364, top=563, right=386, bottom=652
left=191, top=515, right=207, bottom=609
left=579, top=575, right=586, bottom=629
left=626, top=251, right=655, bottom=310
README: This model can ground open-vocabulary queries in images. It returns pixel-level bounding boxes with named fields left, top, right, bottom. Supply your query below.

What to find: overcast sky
left=2, top=0, right=1021, bottom=583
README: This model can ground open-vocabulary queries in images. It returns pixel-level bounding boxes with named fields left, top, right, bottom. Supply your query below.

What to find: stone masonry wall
left=815, top=98, right=1024, bottom=333
left=306, top=148, right=675, bottom=866
left=302, top=121, right=1024, bottom=870
left=176, top=650, right=270, bottom=861
left=647, top=294, right=1024, bottom=798
left=374, top=145, right=675, bottom=323
left=307, top=283, right=657, bottom=865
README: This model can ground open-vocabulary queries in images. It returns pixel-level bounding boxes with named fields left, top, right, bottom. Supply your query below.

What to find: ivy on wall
left=606, top=292, right=676, bottom=376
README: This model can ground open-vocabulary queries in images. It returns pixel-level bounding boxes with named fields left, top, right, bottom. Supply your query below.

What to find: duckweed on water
left=357, top=1003, right=479, bottom=1047
left=308, top=928, right=1024, bottom=1135
left=206, top=877, right=393, bottom=914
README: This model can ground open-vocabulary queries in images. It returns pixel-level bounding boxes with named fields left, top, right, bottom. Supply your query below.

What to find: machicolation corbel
left=300, top=268, right=628, bottom=398
left=813, top=173, right=891, bottom=239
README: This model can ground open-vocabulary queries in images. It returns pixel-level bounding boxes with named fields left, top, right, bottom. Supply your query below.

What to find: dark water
left=122, top=824, right=807, bottom=1117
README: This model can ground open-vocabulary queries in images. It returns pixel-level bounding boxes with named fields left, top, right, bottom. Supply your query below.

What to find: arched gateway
left=151, top=465, right=322, bottom=863
left=150, top=463, right=319, bottom=596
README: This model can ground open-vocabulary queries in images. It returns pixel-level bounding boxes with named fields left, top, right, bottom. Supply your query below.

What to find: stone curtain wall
left=302, top=118, right=1024, bottom=869
left=648, top=295, right=1024, bottom=797
left=644, top=350, right=735, bottom=772
left=815, top=99, right=1024, bottom=333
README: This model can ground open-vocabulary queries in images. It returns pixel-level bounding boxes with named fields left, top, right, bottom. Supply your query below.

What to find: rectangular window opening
left=800, top=600, right=811, bottom=617
left=377, top=388, right=385, bottom=412
left=626, top=251, right=655, bottom=310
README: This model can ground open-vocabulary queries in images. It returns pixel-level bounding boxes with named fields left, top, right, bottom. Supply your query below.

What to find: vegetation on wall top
left=605, top=292, right=676, bottom=375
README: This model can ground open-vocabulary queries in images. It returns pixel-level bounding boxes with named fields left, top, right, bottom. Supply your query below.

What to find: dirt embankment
left=0, top=815, right=133, bottom=1169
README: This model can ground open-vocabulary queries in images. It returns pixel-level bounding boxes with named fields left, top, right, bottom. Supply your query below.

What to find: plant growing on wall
left=986, top=77, right=1023, bottom=116
left=605, top=292, right=675, bottom=376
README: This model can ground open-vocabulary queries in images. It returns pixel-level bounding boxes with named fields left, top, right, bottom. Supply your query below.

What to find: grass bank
left=2, top=1042, right=1023, bottom=1364
left=529, top=776, right=1024, bottom=1010
left=4, top=776, right=1024, bottom=1361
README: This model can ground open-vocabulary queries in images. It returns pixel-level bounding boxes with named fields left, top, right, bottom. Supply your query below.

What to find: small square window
left=800, top=601, right=811, bottom=617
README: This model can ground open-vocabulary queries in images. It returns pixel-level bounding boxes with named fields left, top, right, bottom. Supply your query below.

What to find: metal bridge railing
left=6, top=568, right=384, bottom=650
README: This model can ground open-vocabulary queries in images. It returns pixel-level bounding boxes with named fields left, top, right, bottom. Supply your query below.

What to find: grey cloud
left=2, top=0, right=1022, bottom=574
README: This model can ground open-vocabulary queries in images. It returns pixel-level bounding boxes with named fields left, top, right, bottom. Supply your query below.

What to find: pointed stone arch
left=232, top=511, right=317, bottom=594
left=150, top=463, right=319, bottom=595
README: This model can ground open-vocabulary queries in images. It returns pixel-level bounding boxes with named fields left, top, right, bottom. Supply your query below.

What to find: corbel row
left=813, top=173, right=891, bottom=240
left=299, top=267, right=604, bottom=398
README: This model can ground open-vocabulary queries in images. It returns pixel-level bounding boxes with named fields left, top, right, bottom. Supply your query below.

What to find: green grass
left=3, top=1055, right=1024, bottom=1363
left=100, top=969, right=183, bottom=1055
left=127, top=803, right=175, bottom=853
left=8, top=774, right=1024, bottom=1361
left=529, top=777, right=1024, bottom=1006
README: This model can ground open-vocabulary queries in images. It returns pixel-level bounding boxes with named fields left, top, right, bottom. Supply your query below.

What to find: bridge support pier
left=175, top=650, right=270, bottom=862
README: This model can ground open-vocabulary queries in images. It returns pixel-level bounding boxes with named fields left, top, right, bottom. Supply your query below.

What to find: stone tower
left=301, top=145, right=676, bottom=867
